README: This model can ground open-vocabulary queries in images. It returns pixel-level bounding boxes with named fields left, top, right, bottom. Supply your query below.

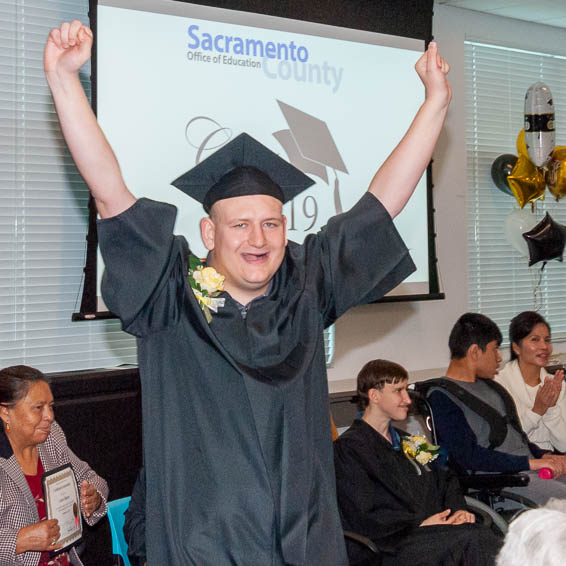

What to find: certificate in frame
left=42, top=464, right=83, bottom=551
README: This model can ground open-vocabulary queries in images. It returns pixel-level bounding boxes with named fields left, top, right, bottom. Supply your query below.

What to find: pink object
left=539, top=467, right=554, bottom=479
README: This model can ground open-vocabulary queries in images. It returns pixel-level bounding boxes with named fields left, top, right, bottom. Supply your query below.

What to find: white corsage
left=401, top=435, right=440, bottom=466
left=188, top=256, right=225, bottom=323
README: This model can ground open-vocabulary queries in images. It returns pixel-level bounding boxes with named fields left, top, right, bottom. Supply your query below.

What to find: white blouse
left=496, top=359, right=566, bottom=452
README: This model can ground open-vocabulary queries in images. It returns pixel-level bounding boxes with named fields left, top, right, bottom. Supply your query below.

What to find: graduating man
left=44, top=20, right=451, bottom=565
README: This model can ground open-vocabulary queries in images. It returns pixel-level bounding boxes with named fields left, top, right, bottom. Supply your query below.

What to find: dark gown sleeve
left=333, top=436, right=421, bottom=553
left=97, top=198, right=189, bottom=336
left=124, top=468, right=147, bottom=564
left=428, top=390, right=530, bottom=473
left=439, top=469, right=467, bottom=512
left=299, top=192, right=415, bottom=327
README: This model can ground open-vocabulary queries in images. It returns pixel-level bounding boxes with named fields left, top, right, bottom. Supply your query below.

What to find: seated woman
left=0, top=365, right=108, bottom=566
left=496, top=311, right=566, bottom=453
left=334, top=359, right=501, bottom=566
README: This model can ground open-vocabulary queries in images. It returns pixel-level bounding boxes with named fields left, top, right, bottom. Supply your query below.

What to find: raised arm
left=44, top=21, right=135, bottom=218
left=368, top=41, right=452, bottom=218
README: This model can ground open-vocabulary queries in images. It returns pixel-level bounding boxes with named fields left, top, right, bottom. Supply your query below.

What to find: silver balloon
left=524, top=82, right=555, bottom=168
left=504, top=208, right=538, bottom=256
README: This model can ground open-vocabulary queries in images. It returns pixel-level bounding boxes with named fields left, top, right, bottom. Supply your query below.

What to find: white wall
left=327, top=4, right=566, bottom=392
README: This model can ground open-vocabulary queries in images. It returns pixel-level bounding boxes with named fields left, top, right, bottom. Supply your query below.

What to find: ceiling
left=436, top=0, right=566, bottom=29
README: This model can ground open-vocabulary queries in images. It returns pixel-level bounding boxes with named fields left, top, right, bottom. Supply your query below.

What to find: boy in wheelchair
left=422, top=313, right=566, bottom=507
left=334, top=359, right=501, bottom=566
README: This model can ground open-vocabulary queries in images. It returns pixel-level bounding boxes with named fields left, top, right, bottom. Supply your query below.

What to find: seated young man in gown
left=424, top=313, right=566, bottom=506
left=334, top=359, right=501, bottom=566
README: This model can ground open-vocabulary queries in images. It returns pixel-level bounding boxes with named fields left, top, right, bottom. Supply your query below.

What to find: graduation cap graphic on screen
left=273, top=100, right=348, bottom=214
left=171, top=132, right=315, bottom=213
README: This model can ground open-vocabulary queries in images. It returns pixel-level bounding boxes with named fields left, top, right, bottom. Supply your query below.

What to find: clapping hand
left=552, top=369, right=565, bottom=393
left=533, top=370, right=564, bottom=415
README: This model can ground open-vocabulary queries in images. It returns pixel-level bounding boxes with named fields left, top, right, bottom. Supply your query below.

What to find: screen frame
left=74, top=0, right=442, bottom=320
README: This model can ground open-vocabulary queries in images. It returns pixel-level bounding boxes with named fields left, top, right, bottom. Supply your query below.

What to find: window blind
left=466, top=41, right=566, bottom=343
left=0, top=0, right=334, bottom=371
left=0, top=0, right=138, bottom=371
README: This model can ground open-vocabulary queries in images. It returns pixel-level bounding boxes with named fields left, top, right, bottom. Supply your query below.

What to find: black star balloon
left=522, top=212, right=566, bottom=266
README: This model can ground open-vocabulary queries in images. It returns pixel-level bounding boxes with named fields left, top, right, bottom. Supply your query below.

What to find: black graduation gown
left=334, top=420, right=501, bottom=566
left=124, top=467, right=146, bottom=566
left=97, top=192, right=415, bottom=565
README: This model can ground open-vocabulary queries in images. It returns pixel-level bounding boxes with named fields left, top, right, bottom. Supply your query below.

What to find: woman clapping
left=497, top=312, right=566, bottom=453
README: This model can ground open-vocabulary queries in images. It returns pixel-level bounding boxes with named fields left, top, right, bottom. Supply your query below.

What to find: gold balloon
left=546, top=146, right=566, bottom=201
left=507, top=155, right=546, bottom=209
left=516, top=129, right=529, bottom=158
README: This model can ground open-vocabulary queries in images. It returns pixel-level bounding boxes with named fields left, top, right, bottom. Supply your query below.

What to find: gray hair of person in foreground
left=496, top=499, right=566, bottom=566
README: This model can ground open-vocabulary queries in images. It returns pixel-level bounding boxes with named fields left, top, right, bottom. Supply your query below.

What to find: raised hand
left=44, top=21, right=93, bottom=76
left=16, top=519, right=62, bottom=553
left=80, top=480, right=102, bottom=518
left=414, top=41, right=452, bottom=109
left=44, top=21, right=135, bottom=219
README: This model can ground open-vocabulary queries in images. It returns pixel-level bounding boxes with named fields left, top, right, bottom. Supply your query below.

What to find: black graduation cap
left=171, top=133, right=314, bottom=213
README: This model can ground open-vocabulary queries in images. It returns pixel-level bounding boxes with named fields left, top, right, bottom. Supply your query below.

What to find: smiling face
left=513, top=322, right=552, bottom=369
left=1, top=380, right=54, bottom=450
left=201, top=194, right=287, bottom=305
left=370, top=379, right=412, bottom=423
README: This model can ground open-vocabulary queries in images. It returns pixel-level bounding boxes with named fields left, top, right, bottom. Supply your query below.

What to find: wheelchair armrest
left=343, top=531, right=379, bottom=554
left=458, top=472, right=530, bottom=491
left=462, top=496, right=493, bottom=530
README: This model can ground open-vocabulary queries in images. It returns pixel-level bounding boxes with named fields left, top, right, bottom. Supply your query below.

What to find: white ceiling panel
left=436, top=0, right=566, bottom=29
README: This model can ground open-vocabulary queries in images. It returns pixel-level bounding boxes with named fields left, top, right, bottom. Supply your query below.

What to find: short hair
left=356, top=359, right=408, bottom=410
left=0, top=365, right=47, bottom=406
left=496, top=499, right=566, bottom=566
left=509, top=311, right=550, bottom=361
left=448, top=313, right=502, bottom=360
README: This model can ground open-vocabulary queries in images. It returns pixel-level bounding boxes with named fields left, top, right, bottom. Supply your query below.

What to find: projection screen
left=77, top=0, right=441, bottom=317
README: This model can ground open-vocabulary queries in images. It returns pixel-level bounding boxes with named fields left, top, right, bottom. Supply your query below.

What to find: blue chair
left=107, top=497, right=132, bottom=566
